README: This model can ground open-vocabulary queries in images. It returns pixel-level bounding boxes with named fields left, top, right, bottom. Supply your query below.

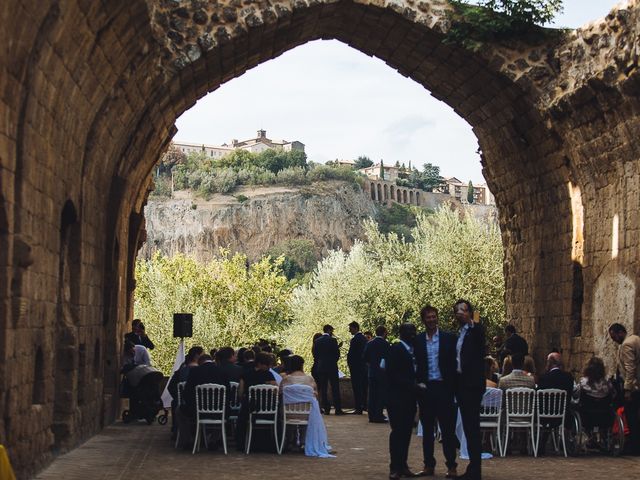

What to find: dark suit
left=364, top=336, right=390, bottom=421
left=218, top=360, right=243, bottom=383
left=504, top=333, right=528, bottom=356
left=385, top=342, right=418, bottom=474
left=348, top=332, right=368, bottom=411
left=183, top=361, right=231, bottom=416
left=314, top=333, right=342, bottom=412
left=124, top=331, right=155, bottom=350
left=456, top=323, right=486, bottom=479
left=538, top=368, right=574, bottom=429
left=414, top=330, right=458, bottom=470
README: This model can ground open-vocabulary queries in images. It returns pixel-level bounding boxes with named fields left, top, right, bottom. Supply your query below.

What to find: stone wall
left=0, top=0, right=639, bottom=476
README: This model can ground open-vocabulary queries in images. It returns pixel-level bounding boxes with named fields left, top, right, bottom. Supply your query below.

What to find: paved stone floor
left=35, top=414, right=640, bottom=480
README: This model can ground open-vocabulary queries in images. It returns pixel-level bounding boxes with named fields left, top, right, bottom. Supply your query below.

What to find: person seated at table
left=236, top=352, right=277, bottom=451
left=575, top=357, right=614, bottom=441
left=484, top=357, right=498, bottom=388
left=241, top=349, right=256, bottom=378
left=501, top=355, right=513, bottom=377
left=274, top=349, right=293, bottom=374
left=281, top=355, right=318, bottom=397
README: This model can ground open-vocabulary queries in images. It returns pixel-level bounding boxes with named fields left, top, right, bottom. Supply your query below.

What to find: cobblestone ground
left=36, top=414, right=640, bottom=480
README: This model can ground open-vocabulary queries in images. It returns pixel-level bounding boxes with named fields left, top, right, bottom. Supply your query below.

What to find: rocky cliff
left=140, top=180, right=377, bottom=262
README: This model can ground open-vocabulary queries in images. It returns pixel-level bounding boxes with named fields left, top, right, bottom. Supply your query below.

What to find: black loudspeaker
left=173, top=313, right=193, bottom=338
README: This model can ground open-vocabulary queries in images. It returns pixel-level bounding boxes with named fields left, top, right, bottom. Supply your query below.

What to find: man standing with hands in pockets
left=454, top=300, right=486, bottom=480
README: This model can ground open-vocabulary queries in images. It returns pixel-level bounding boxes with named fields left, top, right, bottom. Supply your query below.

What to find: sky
left=175, top=0, right=623, bottom=184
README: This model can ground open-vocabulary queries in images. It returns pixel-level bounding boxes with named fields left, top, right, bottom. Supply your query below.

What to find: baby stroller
left=121, top=364, right=168, bottom=425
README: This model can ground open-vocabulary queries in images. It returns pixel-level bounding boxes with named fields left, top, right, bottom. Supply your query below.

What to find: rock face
left=141, top=181, right=377, bottom=262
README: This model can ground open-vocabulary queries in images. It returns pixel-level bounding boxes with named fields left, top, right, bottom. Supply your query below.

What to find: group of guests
left=166, top=342, right=326, bottom=453
left=367, top=300, right=486, bottom=480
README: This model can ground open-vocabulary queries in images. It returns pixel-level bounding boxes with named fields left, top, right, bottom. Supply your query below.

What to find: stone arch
left=403, top=190, right=408, bottom=204
left=390, top=186, right=395, bottom=202
left=415, top=192, right=420, bottom=206
left=383, top=184, right=389, bottom=202
left=370, top=182, right=376, bottom=201
left=376, top=183, right=382, bottom=203
left=409, top=191, right=414, bottom=204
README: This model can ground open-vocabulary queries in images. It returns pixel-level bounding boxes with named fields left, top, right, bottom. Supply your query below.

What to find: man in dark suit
left=347, top=321, right=368, bottom=414
left=454, top=300, right=485, bottom=480
left=499, top=325, right=528, bottom=366
left=314, top=324, right=344, bottom=414
left=385, top=323, right=419, bottom=480
left=183, top=354, right=231, bottom=416
left=215, top=346, right=243, bottom=382
left=178, top=354, right=230, bottom=449
left=414, top=305, right=458, bottom=478
left=537, top=352, right=575, bottom=453
left=124, top=318, right=155, bottom=350
left=364, top=325, right=390, bottom=422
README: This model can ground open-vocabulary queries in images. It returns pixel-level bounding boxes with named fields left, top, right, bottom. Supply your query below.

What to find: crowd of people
left=119, top=310, right=640, bottom=480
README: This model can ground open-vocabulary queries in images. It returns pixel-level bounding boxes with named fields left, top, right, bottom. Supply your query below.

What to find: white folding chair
left=246, top=385, right=279, bottom=454
left=174, top=381, right=187, bottom=448
left=228, top=381, right=241, bottom=426
left=536, top=389, right=567, bottom=457
left=193, top=383, right=227, bottom=455
left=480, top=387, right=503, bottom=456
left=279, top=385, right=313, bottom=454
left=504, top=387, right=537, bottom=457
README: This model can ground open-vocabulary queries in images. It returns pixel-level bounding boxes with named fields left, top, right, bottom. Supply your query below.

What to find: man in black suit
left=178, top=354, right=230, bottom=449
left=414, top=305, right=458, bottom=478
left=124, top=319, right=155, bottom=350
left=183, top=354, right=231, bottom=416
left=454, top=300, right=485, bottom=480
left=537, top=352, right=575, bottom=453
left=499, top=325, right=528, bottom=367
left=314, top=324, right=344, bottom=414
left=215, top=346, right=243, bottom=382
left=385, top=323, right=419, bottom=480
left=347, top=321, right=368, bottom=414
left=364, top=325, right=390, bottom=422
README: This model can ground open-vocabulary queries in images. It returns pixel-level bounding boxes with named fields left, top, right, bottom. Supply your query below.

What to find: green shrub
left=235, top=194, right=249, bottom=203
left=151, top=176, right=172, bottom=197
left=276, top=167, right=309, bottom=185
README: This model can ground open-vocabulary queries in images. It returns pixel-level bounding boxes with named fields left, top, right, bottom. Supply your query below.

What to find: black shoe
left=369, top=417, right=388, bottom=423
left=353, top=409, right=363, bottom=415
left=334, top=410, right=346, bottom=415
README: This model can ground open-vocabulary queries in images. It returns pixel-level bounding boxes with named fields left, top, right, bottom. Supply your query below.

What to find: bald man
left=538, top=353, right=574, bottom=397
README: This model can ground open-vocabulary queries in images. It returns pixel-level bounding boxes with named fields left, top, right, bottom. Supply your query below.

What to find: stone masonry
left=0, top=0, right=639, bottom=477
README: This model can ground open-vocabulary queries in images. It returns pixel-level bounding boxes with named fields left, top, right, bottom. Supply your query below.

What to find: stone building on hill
left=174, top=129, right=305, bottom=158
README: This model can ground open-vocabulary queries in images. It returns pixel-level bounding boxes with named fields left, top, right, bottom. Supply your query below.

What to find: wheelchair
left=565, top=393, right=625, bottom=456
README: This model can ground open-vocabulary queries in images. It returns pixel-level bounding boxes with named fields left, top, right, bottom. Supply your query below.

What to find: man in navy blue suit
left=454, top=300, right=486, bottom=480
left=364, top=325, right=390, bottom=422
left=414, top=305, right=458, bottom=478
left=385, top=323, right=420, bottom=480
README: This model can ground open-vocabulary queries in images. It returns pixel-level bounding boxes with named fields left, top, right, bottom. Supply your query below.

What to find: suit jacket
left=385, top=342, right=417, bottom=405
left=363, top=336, right=390, bottom=378
left=124, top=331, right=155, bottom=350
left=184, top=361, right=230, bottom=415
left=347, top=332, right=368, bottom=369
left=618, top=334, right=640, bottom=392
left=218, top=360, right=243, bottom=383
left=458, top=322, right=486, bottom=393
left=313, top=334, right=340, bottom=373
left=504, top=333, right=528, bottom=356
left=498, top=370, right=535, bottom=391
left=414, top=330, right=457, bottom=393
left=538, top=368, right=574, bottom=397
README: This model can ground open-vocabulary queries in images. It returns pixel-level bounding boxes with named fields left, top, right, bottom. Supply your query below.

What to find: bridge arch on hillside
left=1, top=0, right=640, bottom=475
